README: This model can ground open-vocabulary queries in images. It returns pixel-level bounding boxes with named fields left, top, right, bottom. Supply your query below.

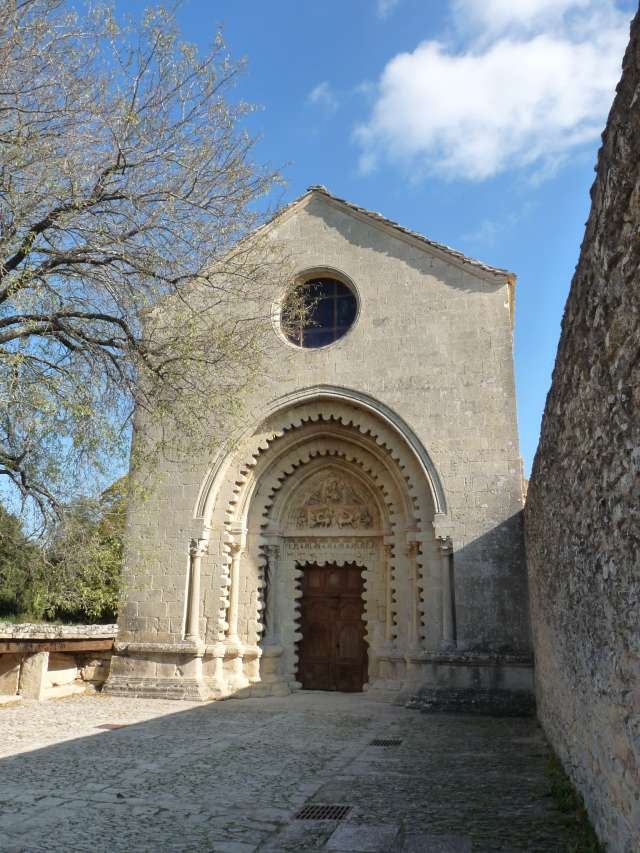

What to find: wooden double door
left=297, top=563, right=367, bottom=692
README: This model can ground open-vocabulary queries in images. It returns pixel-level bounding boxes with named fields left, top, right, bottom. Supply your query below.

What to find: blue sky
left=127, top=0, right=635, bottom=475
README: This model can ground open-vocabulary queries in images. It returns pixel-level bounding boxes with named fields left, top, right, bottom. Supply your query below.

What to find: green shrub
left=0, top=478, right=125, bottom=624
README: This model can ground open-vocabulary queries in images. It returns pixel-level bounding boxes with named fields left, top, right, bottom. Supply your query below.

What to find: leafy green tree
left=0, top=479, right=125, bottom=623
left=0, top=1, right=286, bottom=527
left=38, top=479, right=126, bottom=622
left=0, top=504, right=45, bottom=617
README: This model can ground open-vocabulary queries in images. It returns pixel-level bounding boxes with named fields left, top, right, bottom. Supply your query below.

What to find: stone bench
left=0, top=623, right=117, bottom=702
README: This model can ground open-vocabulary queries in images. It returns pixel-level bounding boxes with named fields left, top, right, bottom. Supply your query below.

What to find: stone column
left=185, top=538, right=207, bottom=643
left=260, top=541, right=286, bottom=691
left=438, top=536, right=456, bottom=649
left=263, top=543, right=280, bottom=645
left=382, top=539, right=395, bottom=647
left=406, top=538, right=421, bottom=651
left=206, top=641, right=228, bottom=699
left=225, top=529, right=249, bottom=691
left=227, top=534, right=245, bottom=644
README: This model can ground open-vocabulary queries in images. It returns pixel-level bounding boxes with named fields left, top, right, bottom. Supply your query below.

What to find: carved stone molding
left=195, top=389, right=448, bottom=522
left=284, top=536, right=378, bottom=566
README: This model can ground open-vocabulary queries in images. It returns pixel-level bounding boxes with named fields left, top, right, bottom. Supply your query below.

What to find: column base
left=104, top=646, right=210, bottom=701
left=223, top=638, right=250, bottom=691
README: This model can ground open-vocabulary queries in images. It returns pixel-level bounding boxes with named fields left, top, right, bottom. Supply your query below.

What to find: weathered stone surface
left=46, top=653, right=79, bottom=687
left=0, top=653, right=21, bottom=694
left=525, top=10, right=640, bottom=853
left=80, top=658, right=111, bottom=684
left=110, top=185, right=530, bottom=703
left=0, top=635, right=115, bottom=700
left=325, top=822, right=398, bottom=851
left=407, top=687, right=535, bottom=717
left=0, top=692, right=579, bottom=852
left=18, top=651, right=49, bottom=700
left=0, top=623, right=117, bottom=639
left=402, top=834, right=472, bottom=853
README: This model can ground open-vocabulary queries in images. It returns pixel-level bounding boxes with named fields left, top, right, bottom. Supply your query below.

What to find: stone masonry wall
left=525, top=11, right=640, bottom=853
left=119, top=191, right=529, bottom=659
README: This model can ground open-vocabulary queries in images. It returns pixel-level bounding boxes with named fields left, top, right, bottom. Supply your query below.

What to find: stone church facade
left=105, top=187, right=532, bottom=703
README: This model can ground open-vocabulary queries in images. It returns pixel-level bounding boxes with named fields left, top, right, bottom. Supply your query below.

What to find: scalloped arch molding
left=196, top=385, right=448, bottom=525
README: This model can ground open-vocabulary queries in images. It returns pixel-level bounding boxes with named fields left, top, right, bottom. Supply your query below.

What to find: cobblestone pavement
left=0, top=692, right=576, bottom=852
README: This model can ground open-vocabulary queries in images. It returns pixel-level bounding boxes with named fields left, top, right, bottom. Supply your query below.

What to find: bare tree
left=0, top=0, right=288, bottom=525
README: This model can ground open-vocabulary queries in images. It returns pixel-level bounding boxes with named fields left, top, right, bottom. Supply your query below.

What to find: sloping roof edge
left=259, top=185, right=515, bottom=286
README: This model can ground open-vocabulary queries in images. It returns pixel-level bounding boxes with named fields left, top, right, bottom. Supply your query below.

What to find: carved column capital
left=189, top=538, right=208, bottom=558
left=227, top=526, right=248, bottom=556
left=437, top=535, right=453, bottom=556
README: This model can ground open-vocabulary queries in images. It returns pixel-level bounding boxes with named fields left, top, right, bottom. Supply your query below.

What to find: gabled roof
left=262, top=185, right=515, bottom=285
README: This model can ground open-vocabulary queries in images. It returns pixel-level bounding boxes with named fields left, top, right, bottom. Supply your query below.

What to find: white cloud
left=355, top=0, right=631, bottom=181
left=377, top=0, right=401, bottom=19
left=463, top=218, right=503, bottom=248
left=452, top=0, right=594, bottom=36
left=308, top=81, right=338, bottom=113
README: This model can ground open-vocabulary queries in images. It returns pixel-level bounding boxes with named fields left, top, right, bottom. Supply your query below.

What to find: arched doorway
left=197, top=393, right=455, bottom=698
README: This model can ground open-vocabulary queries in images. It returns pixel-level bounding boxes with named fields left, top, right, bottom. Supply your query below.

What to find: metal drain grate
left=294, top=804, right=351, bottom=821
left=96, top=723, right=128, bottom=730
left=369, top=738, right=402, bottom=747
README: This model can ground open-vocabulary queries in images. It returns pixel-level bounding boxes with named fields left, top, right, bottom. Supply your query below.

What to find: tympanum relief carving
left=290, top=474, right=376, bottom=531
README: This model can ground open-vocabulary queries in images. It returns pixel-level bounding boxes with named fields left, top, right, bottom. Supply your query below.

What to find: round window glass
left=282, top=277, right=357, bottom=348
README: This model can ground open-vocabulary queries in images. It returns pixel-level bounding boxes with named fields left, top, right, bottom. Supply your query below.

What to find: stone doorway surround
left=105, top=388, right=533, bottom=703
left=200, top=391, right=453, bottom=700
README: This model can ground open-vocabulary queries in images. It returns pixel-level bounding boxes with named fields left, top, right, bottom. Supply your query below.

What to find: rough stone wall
left=525, top=11, right=640, bottom=852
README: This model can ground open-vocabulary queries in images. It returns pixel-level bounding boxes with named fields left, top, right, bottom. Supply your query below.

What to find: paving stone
left=402, top=832, right=472, bottom=852
left=326, top=822, right=399, bottom=851
left=258, top=819, right=337, bottom=851
left=0, top=692, right=578, bottom=852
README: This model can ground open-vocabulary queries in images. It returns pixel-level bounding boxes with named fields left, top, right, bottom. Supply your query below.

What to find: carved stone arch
left=260, top=455, right=389, bottom=533
left=196, top=393, right=455, bottom=698
left=219, top=424, right=428, bottom=638
left=195, top=386, right=448, bottom=529
left=208, top=429, right=413, bottom=643
left=214, top=434, right=411, bottom=636
left=236, top=427, right=416, bottom=531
